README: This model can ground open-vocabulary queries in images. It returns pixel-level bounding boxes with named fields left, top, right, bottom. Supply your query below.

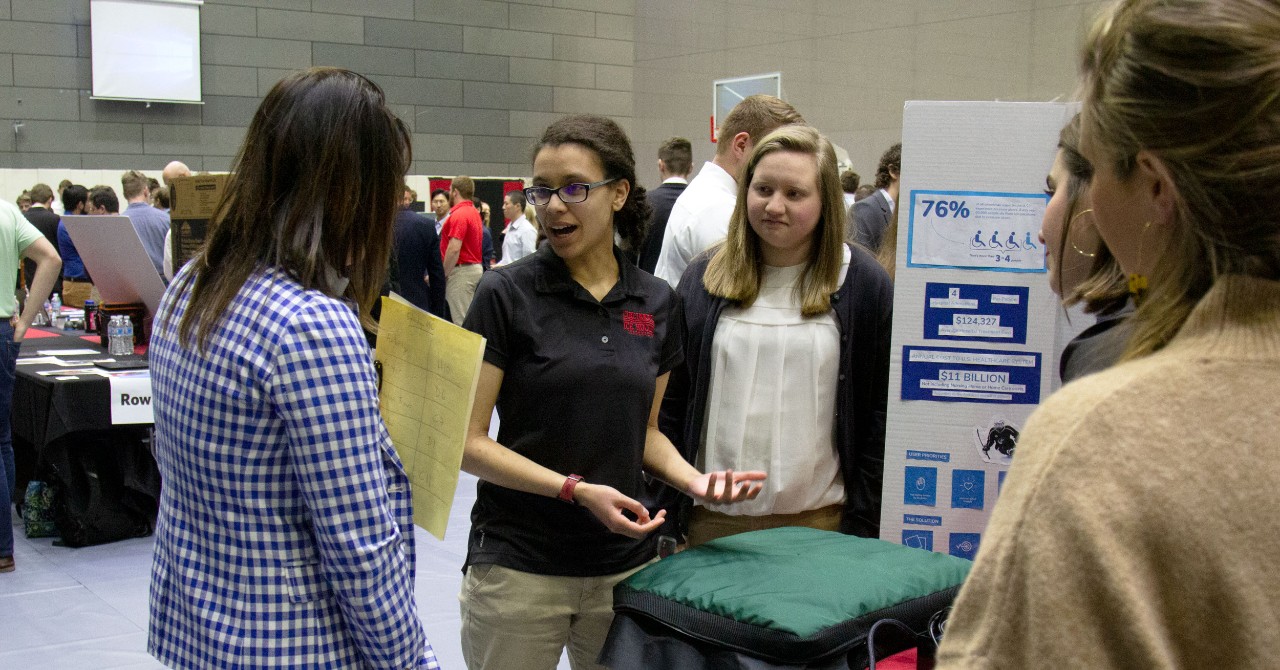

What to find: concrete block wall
left=630, top=0, right=1104, bottom=188
left=1, top=0, right=1112, bottom=202
left=0, top=0, right=637, bottom=199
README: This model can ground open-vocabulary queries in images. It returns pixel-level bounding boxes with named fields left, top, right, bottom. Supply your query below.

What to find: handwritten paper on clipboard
left=375, top=294, right=485, bottom=540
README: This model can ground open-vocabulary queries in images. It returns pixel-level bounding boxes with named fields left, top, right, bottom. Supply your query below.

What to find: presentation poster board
left=62, top=214, right=168, bottom=315
left=879, top=101, right=1081, bottom=560
left=170, top=174, right=227, bottom=275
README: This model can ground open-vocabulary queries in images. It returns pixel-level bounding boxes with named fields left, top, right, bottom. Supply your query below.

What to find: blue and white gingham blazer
left=147, top=264, right=438, bottom=669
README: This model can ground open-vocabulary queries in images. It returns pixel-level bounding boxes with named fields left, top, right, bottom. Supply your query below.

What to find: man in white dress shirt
left=160, top=161, right=191, bottom=281
left=652, top=95, right=806, bottom=287
left=497, top=190, right=536, bottom=265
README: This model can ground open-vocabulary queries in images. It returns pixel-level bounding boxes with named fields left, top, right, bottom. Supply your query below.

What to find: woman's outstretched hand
left=687, top=469, right=767, bottom=505
left=573, top=482, right=667, bottom=539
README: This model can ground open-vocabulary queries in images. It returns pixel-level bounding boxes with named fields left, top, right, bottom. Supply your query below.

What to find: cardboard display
left=169, top=174, right=228, bottom=275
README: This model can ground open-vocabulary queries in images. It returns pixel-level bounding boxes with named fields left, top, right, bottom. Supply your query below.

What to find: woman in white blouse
left=664, top=125, right=894, bottom=546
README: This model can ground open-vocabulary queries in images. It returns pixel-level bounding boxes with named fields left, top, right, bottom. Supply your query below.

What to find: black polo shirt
left=462, top=244, right=683, bottom=577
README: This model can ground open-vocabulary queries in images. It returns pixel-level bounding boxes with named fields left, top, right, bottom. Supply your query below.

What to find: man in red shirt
left=440, top=176, right=484, bottom=324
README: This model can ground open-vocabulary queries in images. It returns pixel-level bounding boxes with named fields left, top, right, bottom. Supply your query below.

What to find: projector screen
left=90, top=0, right=203, bottom=104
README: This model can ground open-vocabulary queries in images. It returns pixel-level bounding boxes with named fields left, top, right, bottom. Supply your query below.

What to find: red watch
left=558, top=474, right=584, bottom=505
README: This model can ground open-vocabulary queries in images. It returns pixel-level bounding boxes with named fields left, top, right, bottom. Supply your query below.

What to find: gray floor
left=0, top=470, right=572, bottom=669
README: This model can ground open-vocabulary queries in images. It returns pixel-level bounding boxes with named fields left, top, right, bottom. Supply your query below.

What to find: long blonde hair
left=703, top=125, right=846, bottom=316
left=1055, top=115, right=1127, bottom=315
left=1079, top=0, right=1280, bottom=359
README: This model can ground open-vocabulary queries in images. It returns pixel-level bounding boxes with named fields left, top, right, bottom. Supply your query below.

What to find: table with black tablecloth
left=11, top=326, right=159, bottom=546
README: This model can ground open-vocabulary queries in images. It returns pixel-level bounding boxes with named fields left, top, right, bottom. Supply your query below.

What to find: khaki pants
left=446, top=263, right=483, bottom=325
left=687, top=503, right=844, bottom=548
left=60, top=281, right=96, bottom=309
left=459, top=562, right=651, bottom=670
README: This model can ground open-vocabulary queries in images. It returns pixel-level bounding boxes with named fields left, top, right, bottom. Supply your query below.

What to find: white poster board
left=880, top=101, right=1082, bottom=559
left=62, top=215, right=168, bottom=315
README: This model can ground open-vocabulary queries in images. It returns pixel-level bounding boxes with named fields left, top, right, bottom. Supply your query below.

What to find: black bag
left=46, top=429, right=160, bottom=547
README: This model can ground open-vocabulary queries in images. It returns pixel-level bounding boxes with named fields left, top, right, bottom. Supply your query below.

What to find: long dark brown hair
left=178, top=67, right=410, bottom=349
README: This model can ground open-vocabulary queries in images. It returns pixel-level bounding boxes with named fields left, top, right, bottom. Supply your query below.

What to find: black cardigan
left=658, top=245, right=893, bottom=538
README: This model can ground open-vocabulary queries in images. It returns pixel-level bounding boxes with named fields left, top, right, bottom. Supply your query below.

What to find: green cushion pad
left=613, top=527, right=971, bottom=663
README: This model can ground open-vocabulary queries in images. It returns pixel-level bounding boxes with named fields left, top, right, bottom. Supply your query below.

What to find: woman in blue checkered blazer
left=146, top=68, right=437, bottom=669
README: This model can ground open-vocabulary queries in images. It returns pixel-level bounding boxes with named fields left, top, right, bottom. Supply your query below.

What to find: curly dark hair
left=874, top=143, right=901, bottom=189
left=532, top=115, right=651, bottom=255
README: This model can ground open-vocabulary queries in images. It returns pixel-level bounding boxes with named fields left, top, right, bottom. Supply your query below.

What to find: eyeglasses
left=523, top=179, right=617, bottom=206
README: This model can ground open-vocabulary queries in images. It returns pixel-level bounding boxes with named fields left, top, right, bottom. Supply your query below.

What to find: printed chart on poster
left=901, top=461, right=989, bottom=512
left=906, top=190, right=1049, bottom=272
left=894, top=409, right=1028, bottom=559
left=924, top=283, right=1030, bottom=344
left=901, top=345, right=1042, bottom=404
left=900, top=523, right=983, bottom=560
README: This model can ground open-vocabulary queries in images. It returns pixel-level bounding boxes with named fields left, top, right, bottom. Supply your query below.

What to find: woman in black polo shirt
left=460, top=115, right=765, bottom=670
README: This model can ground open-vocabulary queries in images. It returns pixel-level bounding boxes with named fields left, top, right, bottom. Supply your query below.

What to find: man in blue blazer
left=395, top=187, right=447, bottom=317
left=849, top=143, right=900, bottom=253
left=637, top=137, right=692, bottom=274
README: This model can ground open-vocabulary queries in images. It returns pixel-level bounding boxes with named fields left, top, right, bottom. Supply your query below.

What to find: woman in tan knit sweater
left=937, top=0, right=1280, bottom=667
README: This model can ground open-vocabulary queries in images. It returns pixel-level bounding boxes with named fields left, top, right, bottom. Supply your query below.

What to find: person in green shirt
left=0, top=198, right=62, bottom=572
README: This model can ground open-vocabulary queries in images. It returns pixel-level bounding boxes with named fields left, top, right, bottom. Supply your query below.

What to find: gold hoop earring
left=1067, top=209, right=1097, bottom=258
left=1128, top=220, right=1153, bottom=304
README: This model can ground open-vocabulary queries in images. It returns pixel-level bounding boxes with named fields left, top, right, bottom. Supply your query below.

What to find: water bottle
left=116, top=316, right=133, bottom=356
left=49, top=293, right=63, bottom=329
left=107, top=316, right=119, bottom=355
left=34, top=300, right=50, bottom=326
left=120, top=314, right=134, bottom=352
left=108, top=316, right=125, bottom=356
